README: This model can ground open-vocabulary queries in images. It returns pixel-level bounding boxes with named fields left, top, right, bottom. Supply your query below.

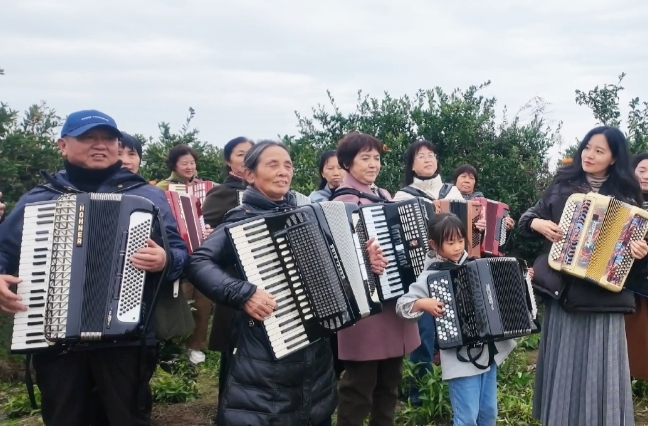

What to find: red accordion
left=165, top=191, right=205, bottom=253
left=168, top=180, right=217, bottom=205
left=474, top=197, right=510, bottom=257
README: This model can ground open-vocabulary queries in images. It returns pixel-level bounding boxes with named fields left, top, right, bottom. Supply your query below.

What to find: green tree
left=573, top=72, right=648, bottom=155
left=139, top=108, right=225, bottom=183
left=0, top=102, right=62, bottom=212
left=284, top=83, right=560, bottom=259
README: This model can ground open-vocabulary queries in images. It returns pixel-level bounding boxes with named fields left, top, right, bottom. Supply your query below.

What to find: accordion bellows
left=549, top=192, right=648, bottom=292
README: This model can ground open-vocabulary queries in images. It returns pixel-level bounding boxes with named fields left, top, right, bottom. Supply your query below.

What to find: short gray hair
left=243, top=140, right=290, bottom=171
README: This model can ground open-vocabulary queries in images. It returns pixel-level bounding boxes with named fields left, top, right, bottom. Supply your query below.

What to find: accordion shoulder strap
left=330, top=188, right=388, bottom=203
left=399, top=185, right=435, bottom=201
left=438, top=183, right=454, bottom=200
left=456, top=341, right=498, bottom=370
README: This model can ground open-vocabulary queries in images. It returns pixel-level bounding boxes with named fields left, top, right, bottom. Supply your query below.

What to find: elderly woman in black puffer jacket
left=186, top=140, right=386, bottom=426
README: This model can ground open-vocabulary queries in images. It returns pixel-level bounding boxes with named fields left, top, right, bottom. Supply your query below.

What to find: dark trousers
left=336, top=357, right=403, bottom=426
left=33, top=346, right=157, bottom=426
left=408, top=312, right=436, bottom=405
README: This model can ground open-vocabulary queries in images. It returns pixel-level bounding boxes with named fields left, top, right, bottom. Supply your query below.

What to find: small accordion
left=12, top=193, right=169, bottom=354
left=432, top=199, right=482, bottom=257
left=165, top=190, right=205, bottom=254
left=549, top=192, right=648, bottom=292
left=474, top=197, right=510, bottom=257
left=225, top=201, right=380, bottom=359
left=354, top=198, right=436, bottom=301
left=427, top=257, right=538, bottom=349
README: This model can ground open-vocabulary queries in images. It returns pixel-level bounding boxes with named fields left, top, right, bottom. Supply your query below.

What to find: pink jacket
left=332, top=173, right=421, bottom=361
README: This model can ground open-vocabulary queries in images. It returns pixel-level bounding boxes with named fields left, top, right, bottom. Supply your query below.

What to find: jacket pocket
left=532, top=253, right=567, bottom=299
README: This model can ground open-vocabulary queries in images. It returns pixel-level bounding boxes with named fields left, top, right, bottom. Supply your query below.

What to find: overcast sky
left=2, top=0, right=648, bottom=162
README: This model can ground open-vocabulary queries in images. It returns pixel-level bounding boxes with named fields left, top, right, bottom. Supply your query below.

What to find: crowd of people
left=0, top=109, right=647, bottom=426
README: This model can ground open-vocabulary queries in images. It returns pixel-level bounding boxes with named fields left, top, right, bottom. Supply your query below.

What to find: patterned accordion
left=432, top=199, right=482, bottom=257
left=427, top=257, right=538, bottom=349
left=12, top=193, right=169, bottom=354
left=225, top=201, right=380, bottom=359
left=354, top=198, right=436, bottom=301
left=165, top=189, right=205, bottom=254
left=549, top=192, right=648, bottom=292
left=474, top=197, right=510, bottom=257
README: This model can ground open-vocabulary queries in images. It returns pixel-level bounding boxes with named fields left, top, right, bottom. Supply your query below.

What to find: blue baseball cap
left=60, top=109, right=122, bottom=138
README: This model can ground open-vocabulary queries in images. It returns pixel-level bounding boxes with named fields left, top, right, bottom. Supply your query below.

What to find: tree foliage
left=283, top=83, right=560, bottom=259
left=0, top=102, right=62, bottom=211
left=565, top=72, right=648, bottom=159
left=139, top=108, right=226, bottom=184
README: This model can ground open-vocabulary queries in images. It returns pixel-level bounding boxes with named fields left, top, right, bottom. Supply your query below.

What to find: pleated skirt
left=532, top=300, right=634, bottom=426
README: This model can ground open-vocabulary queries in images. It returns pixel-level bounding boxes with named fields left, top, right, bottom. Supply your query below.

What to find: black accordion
left=427, top=257, right=538, bottom=349
left=225, top=201, right=380, bottom=359
left=12, top=193, right=169, bottom=354
left=354, top=198, right=436, bottom=301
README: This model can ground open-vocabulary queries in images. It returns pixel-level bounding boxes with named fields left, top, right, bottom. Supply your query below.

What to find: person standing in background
left=157, top=145, right=212, bottom=364
left=200, top=136, right=254, bottom=403
left=309, top=150, right=346, bottom=202
left=118, top=132, right=143, bottom=174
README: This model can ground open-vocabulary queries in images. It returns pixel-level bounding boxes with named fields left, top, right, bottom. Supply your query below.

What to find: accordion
left=354, top=198, right=436, bottom=301
left=169, top=180, right=217, bottom=205
left=12, top=193, right=169, bottom=354
left=427, top=257, right=538, bottom=349
left=225, top=201, right=380, bottom=359
left=549, top=192, right=648, bottom=292
left=432, top=199, right=482, bottom=258
left=474, top=197, right=510, bottom=257
left=165, top=191, right=204, bottom=254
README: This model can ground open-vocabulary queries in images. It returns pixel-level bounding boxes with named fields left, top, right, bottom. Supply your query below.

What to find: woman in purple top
left=331, top=132, right=421, bottom=426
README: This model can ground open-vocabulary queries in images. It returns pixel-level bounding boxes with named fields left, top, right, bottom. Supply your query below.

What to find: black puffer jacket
left=186, top=187, right=337, bottom=426
left=518, top=177, right=646, bottom=313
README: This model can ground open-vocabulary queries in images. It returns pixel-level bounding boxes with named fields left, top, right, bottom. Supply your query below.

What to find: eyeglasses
left=416, top=153, right=437, bottom=160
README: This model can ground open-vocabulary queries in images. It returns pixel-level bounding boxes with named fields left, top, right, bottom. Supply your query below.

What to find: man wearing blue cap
left=0, top=110, right=189, bottom=425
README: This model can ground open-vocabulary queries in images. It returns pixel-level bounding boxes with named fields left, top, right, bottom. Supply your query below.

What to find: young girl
left=396, top=213, right=516, bottom=426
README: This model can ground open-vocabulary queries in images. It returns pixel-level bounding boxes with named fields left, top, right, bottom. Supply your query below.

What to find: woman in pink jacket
left=331, top=132, right=421, bottom=426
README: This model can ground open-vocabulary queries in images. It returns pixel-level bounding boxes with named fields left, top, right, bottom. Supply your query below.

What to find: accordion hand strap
left=456, top=341, right=498, bottom=370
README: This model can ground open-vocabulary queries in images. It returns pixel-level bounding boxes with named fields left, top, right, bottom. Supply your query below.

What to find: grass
left=3, top=322, right=648, bottom=425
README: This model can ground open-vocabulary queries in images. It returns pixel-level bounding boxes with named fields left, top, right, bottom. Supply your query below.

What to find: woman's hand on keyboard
left=0, top=275, right=27, bottom=314
left=244, top=288, right=277, bottom=321
left=366, top=237, right=388, bottom=275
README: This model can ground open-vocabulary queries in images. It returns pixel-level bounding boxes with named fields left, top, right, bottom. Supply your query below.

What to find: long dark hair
left=317, top=150, right=337, bottom=190
left=403, top=140, right=438, bottom=186
left=553, top=126, right=642, bottom=205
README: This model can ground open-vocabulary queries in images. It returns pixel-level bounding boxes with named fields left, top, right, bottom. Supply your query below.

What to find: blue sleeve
left=145, top=188, right=189, bottom=283
left=0, top=196, right=29, bottom=275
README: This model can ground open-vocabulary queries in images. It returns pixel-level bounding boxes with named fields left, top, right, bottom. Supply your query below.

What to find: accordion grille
left=81, top=197, right=121, bottom=334
left=488, top=259, right=532, bottom=336
left=454, top=266, right=480, bottom=339
left=45, top=195, right=76, bottom=340
left=285, top=223, right=350, bottom=328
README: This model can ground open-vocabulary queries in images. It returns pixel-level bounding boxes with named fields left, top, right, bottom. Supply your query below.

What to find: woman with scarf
left=186, top=140, right=386, bottom=426
left=518, top=126, right=648, bottom=426
left=309, top=150, right=346, bottom=202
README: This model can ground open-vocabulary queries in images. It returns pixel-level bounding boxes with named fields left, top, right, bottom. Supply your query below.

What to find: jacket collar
left=340, top=173, right=376, bottom=193
left=241, top=186, right=297, bottom=211
left=168, top=171, right=196, bottom=184
left=40, top=167, right=147, bottom=193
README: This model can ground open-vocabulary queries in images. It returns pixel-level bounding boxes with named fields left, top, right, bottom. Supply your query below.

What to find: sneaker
left=187, top=349, right=206, bottom=365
